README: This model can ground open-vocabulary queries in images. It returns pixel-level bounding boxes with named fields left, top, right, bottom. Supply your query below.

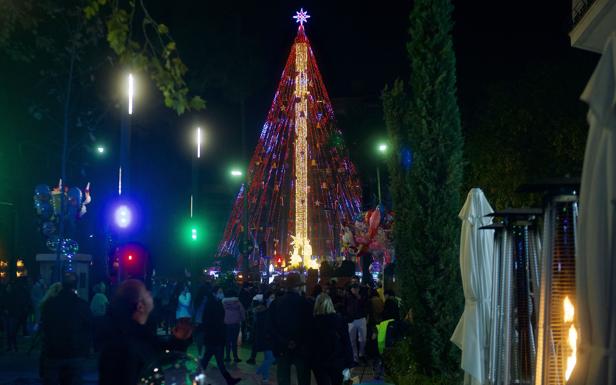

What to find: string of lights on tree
left=217, top=9, right=362, bottom=266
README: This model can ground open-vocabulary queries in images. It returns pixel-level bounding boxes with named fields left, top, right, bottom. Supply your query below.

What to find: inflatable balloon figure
left=33, top=181, right=93, bottom=269
left=340, top=205, right=395, bottom=272
left=139, top=351, right=206, bottom=385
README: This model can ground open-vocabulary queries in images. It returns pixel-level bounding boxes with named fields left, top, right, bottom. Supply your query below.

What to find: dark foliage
left=383, top=0, right=463, bottom=377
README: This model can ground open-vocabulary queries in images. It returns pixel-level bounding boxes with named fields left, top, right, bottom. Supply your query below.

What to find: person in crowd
left=252, top=293, right=275, bottom=384
left=382, top=289, right=400, bottom=321
left=238, top=282, right=253, bottom=344
left=31, top=277, right=47, bottom=329
left=376, top=307, right=413, bottom=379
left=365, top=287, right=384, bottom=360
left=15, top=278, right=32, bottom=338
left=1, top=282, right=20, bottom=352
left=222, top=288, right=246, bottom=362
left=30, top=282, right=62, bottom=344
left=334, top=286, right=346, bottom=314
left=193, top=282, right=210, bottom=358
left=201, top=285, right=241, bottom=385
left=327, top=279, right=339, bottom=304
left=268, top=273, right=313, bottom=385
left=159, top=279, right=174, bottom=333
left=310, top=293, right=354, bottom=385
left=90, top=282, right=109, bottom=352
left=246, top=293, right=261, bottom=365
left=376, top=282, right=385, bottom=302
left=90, top=282, right=109, bottom=317
left=40, top=283, right=63, bottom=307
left=39, top=272, right=92, bottom=385
left=368, top=288, right=384, bottom=327
left=345, top=283, right=368, bottom=364
left=98, top=279, right=192, bottom=385
left=25, top=283, right=67, bottom=356
left=175, top=281, right=192, bottom=322
left=310, top=284, right=323, bottom=300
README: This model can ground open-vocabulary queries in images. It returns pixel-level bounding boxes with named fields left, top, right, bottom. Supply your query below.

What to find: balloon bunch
left=34, top=180, right=92, bottom=256
left=340, top=205, right=395, bottom=265
left=45, top=238, right=79, bottom=256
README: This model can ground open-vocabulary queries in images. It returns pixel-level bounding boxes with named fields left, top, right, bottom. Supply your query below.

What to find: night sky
left=0, top=1, right=598, bottom=277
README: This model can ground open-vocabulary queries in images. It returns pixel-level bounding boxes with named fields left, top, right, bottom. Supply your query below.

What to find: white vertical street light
left=196, top=127, right=202, bottom=158
left=118, top=167, right=122, bottom=196
left=128, top=73, right=134, bottom=115
left=191, top=126, right=202, bottom=220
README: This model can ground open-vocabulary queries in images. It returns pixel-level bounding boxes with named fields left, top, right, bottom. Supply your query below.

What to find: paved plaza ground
left=0, top=336, right=386, bottom=385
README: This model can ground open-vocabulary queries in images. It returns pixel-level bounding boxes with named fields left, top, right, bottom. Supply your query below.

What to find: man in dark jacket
left=201, top=286, right=241, bottom=385
left=98, top=279, right=192, bottom=385
left=268, top=273, right=313, bottom=385
left=40, top=272, right=92, bottom=385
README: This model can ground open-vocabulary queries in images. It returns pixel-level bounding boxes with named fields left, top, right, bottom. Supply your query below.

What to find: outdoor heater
left=534, top=190, right=579, bottom=385
left=484, top=208, right=542, bottom=385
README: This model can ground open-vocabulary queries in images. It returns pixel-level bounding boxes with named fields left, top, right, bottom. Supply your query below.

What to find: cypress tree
left=383, top=0, right=464, bottom=376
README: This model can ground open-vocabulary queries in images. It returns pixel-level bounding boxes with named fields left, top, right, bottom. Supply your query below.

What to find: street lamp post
left=376, top=143, right=388, bottom=205
left=187, top=127, right=203, bottom=279
left=192, top=127, right=202, bottom=219
left=230, top=169, right=251, bottom=274
left=112, top=73, right=134, bottom=283
left=120, top=73, right=134, bottom=196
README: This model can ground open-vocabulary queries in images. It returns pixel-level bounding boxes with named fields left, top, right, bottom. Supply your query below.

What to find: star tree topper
left=293, top=8, right=311, bottom=26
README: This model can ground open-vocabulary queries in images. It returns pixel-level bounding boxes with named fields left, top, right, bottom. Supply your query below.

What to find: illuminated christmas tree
left=217, top=9, right=362, bottom=267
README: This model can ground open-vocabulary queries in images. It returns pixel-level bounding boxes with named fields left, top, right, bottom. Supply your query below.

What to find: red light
left=128, top=255, right=133, bottom=261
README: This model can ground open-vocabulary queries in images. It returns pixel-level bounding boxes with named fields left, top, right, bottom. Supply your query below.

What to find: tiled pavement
left=0, top=338, right=388, bottom=385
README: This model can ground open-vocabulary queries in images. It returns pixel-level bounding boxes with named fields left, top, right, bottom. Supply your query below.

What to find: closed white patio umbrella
left=571, top=32, right=616, bottom=385
left=451, top=188, right=494, bottom=385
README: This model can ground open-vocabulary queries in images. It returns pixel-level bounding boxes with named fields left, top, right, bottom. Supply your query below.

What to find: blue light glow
left=114, top=205, right=132, bottom=229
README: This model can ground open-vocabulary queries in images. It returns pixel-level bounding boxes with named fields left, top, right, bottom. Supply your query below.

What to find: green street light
left=182, top=220, right=205, bottom=246
left=96, top=146, right=105, bottom=154
left=191, top=227, right=198, bottom=241
left=378, top=143, right=388, bottom=153
left=230, top=169, right=243, bottom=177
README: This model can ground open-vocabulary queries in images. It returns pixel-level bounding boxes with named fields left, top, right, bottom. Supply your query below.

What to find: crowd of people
left=0, top=271, right=405, bottom=385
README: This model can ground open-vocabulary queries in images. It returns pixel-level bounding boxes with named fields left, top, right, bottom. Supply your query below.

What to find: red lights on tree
left=275, top=255, right=284, bottom=268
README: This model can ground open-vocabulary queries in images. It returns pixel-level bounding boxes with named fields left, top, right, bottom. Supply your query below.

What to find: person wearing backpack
left=309, top=293, right=354, bottom=385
